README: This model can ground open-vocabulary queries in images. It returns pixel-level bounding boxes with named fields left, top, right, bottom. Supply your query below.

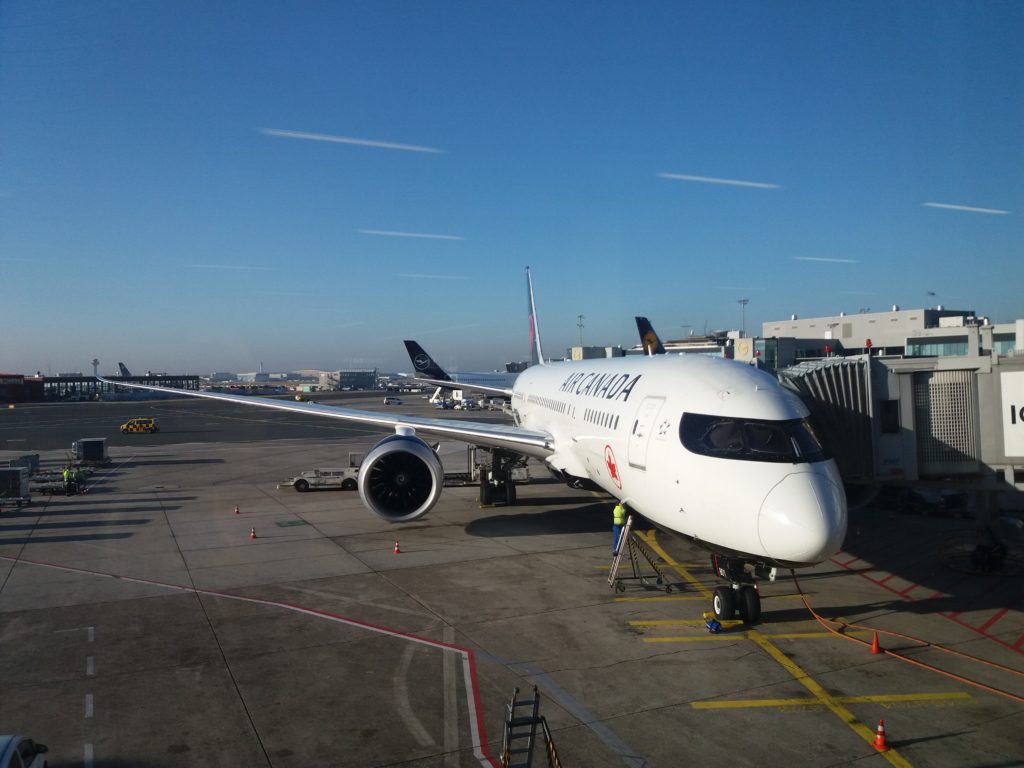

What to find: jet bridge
left=779, top=353, right=1024, bottom=492
left=780, top=352, right=1024, bottom=570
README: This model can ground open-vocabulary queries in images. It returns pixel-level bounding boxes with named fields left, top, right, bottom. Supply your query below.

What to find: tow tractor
left=278, top=453, right=362, bottom=492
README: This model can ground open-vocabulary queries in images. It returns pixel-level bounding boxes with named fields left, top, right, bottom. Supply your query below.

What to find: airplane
left=98, top=268, right=847, bottom=624
left=635, top=317, right=667, bottom=356
left=402, top=340, right=518, bottom=395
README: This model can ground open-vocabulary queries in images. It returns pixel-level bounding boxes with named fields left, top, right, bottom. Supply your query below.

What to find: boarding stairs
left=608, top=515, right=672, bottom=593
left=500, top=686, right=562, bottom=768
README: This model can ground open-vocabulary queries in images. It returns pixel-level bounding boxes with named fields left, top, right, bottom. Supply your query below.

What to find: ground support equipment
left=608, top=515, right=672, bottom=593
left=500, top=686, right=562, bottom=768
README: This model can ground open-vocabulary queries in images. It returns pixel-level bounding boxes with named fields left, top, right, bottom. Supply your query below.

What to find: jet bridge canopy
left=778, top=356, right=874, bottom=484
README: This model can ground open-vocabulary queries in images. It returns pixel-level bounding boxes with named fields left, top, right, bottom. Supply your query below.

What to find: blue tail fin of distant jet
left=403, top=341, right=453, bottom=381
left=526, top=266, right=545, bottom=366
left=635, top=317, right=666, bottom=356
left=117, top=362, right=132, bottom=376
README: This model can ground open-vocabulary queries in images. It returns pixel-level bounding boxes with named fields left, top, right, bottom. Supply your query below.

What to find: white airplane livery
left=100, top=268, right=846, bottom=623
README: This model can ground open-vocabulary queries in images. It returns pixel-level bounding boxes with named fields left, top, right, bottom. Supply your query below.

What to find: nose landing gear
left=711, top=555, right=775, bottom=625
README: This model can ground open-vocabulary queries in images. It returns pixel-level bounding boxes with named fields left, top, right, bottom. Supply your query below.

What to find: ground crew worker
left=612, top=501, right=627, bottom=555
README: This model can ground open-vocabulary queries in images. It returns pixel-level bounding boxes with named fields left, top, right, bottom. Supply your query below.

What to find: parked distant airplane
left=100, top=268, right=847, bottom=623
left=635, top=317, right=667, bottom=356
left=402, top=340, right=518, bottom=394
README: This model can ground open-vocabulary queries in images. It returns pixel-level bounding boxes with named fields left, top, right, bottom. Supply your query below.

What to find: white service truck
left=279, top=453, right=363, bottom=492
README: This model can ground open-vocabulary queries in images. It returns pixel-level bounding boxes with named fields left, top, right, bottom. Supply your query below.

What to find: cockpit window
left=680, top=413, right=827, bottom=463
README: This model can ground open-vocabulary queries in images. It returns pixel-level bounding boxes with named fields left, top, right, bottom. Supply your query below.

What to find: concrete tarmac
left=1, top=395, right=1022, bottom=767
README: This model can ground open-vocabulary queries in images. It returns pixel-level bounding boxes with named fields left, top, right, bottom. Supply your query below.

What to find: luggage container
left=72, top=437, right=109, bottom=464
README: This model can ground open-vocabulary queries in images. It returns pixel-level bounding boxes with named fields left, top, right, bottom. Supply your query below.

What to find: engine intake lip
left=358, top=434, right=443, bottom=522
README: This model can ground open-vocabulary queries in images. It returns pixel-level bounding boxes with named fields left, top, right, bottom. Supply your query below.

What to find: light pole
left=577, top=314, right=585, bottom=347
left=737, top=299, right=749, bottom=338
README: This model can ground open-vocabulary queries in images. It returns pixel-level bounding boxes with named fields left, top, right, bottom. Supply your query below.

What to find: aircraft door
left=628, top=396, right=665, bottom=470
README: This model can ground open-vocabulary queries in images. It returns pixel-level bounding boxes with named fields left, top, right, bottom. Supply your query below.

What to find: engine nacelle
left=357, top=434, right=444, bottom=522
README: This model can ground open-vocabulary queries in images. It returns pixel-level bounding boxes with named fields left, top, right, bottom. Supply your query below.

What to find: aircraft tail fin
left=635, top=317, right=666, bottom=356
left=117, top=362, right=132, bottom=377
left=526, top=266, right=545, bottom=366
left=403, top=340, right=453, bottom=381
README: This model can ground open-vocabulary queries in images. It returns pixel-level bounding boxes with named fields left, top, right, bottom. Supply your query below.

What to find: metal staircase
left=500, top=686, right=562, bottom=768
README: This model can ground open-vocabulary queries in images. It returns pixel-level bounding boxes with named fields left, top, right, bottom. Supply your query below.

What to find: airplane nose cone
left=758, top=472, right=847, bottom=564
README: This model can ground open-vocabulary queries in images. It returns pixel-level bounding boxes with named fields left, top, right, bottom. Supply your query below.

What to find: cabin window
left=680, top=413, right=827, bottom=463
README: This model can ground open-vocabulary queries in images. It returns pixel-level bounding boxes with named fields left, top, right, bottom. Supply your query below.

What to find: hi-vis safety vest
left=613, top=504, right=626, bottom=526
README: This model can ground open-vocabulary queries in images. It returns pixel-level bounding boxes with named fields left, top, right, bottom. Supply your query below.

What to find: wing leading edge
left=95, top=377, right=551, bottom=457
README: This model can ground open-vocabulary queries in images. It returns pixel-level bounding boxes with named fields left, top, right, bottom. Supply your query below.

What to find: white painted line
left=86, top=656, right=95, bottom=677
left=84, top=743, right=94, bottom=768
left=87, top=625, right=95, bottom=643
left=395, top=643, right=434, bottom=747
left=2, top=553, right=499, bottom=767
left=85, top=693, right=94, bottom=718
left=443, top=625, right=459, bottom=767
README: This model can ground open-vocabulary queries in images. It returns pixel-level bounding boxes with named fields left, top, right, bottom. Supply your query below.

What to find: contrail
left=359, top=229, right=465, bottom=240
left=186, top=264, right=274, bottom=271
left=792, top=256, right=860, bottom=263
left=396, top=273, right=471, bottom=281
left=260, top=128, right=444, bottom=154
left=659, top=173, right=781, bottom=189
left=923, top=202, right=1009, bottom=215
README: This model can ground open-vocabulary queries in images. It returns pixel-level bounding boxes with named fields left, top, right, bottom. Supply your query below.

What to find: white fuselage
left=510, top=355, right=848, bottom=567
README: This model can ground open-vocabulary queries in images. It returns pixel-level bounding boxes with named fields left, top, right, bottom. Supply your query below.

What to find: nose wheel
left=710, top=556, right=766, bottom=625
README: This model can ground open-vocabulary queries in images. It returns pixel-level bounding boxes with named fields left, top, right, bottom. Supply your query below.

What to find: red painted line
left=832, top=555, right=861, bottom=568
left=828, top=552, right=1024, bottom=656
left=978, top=609, right=1009, bottom=634
left=1, top=554, right=500, bottom=766
left=879, top=574, right=897, bottom=586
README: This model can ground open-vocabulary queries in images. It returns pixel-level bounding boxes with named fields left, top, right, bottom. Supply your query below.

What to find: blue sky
left=2, top=1, right=1021, bottom=375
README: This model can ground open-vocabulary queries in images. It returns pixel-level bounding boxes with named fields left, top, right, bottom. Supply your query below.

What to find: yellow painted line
left=614, top=595, right=705, bottom=603
left=629, top=619, right=744, bottom=627
left=645, top=635, right=741, bottom=643
left=693, top=692, right=971, bottom=710
left=642, top=630, right=873, bottom=642
left=615, top=527, right=913, bottom=765
left=841, top=692, right=971, bottom=705
left=694, top=698, right=814, bottom=709
left=635, top=530, right=710, bottom=598
left=748, top=631, right=913, bottom=767
left=597, top=563, right=706, bottom=572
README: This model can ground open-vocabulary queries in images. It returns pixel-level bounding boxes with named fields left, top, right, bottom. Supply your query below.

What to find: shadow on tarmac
left=0, top=532, right=134, bottom=545
left=0, top=506, right=182, bottom=518
left=119, top=458, right=226, bottom=467
left=467, top=503, right=608, bottom=537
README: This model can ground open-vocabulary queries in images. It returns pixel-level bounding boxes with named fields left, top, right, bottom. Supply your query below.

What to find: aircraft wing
left=96, top=377, right=550, bottom=457
left=410, top=377, right=513, bottom=398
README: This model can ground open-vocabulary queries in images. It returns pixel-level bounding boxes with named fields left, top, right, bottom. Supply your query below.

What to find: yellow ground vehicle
left=120, top=417, right=159, bottom=433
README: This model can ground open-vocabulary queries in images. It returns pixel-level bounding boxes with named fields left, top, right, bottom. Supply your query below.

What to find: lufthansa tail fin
left=526, top=266, right=545, bottom=366
left=635, top=317, right=667, bottom=356
left=403, top=341, right=453, bottom=381
left=117, top=362, right=132, bottom=377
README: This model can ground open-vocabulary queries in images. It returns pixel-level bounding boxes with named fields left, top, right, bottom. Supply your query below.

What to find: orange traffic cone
left=870, top=632, right=882, bottom=655
left=393, top=540, right=401, bottom=554
left=872, top=719, right=889, bottom=751
left=234, top=504, right=240, bottom=515
left=249, top=527, right=257, bottom=540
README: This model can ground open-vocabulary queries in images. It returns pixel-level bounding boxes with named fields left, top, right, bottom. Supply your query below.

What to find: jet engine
left=357, top=434, right=444, bottom=522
